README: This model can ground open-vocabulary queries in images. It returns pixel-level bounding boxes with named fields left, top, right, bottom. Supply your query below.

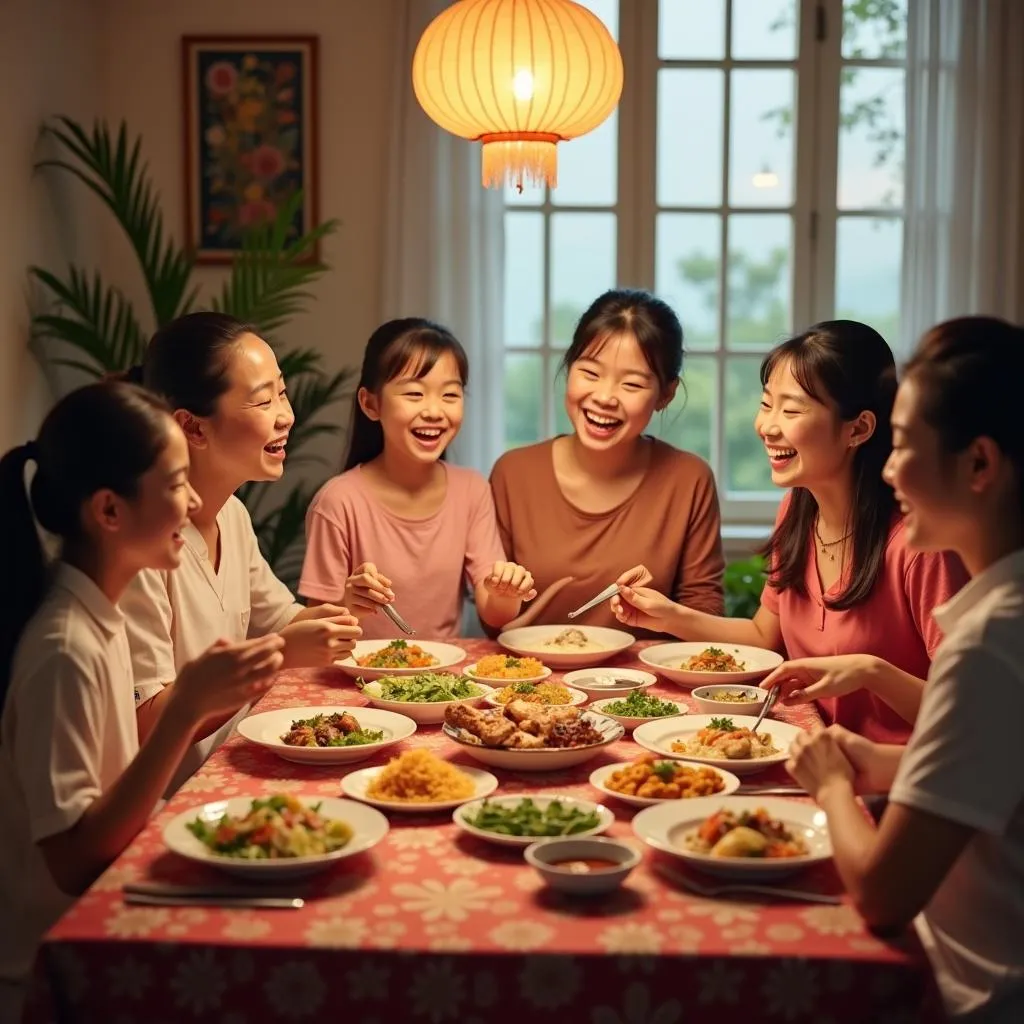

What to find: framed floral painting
left=181, top=35, right=319, bottom=263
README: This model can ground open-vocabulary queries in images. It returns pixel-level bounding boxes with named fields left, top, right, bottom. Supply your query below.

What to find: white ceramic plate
left=482, top=684, right=589, bottom=709
left=359, top=679, right=494, bottom=724
left=691, top=684, right=769, bottom=717
left=164, top=796, right=389, bottom=880
left=639, top=642, right=783, bottom=689
left=236, top=706, right=417, bottom=765
left=562, top=668, right=657, bottom=699
left=632, top=714, right=803, bottom=776
left=588, top=696, right=687, bottom=731
left=464, top=663, right=552, bottom=686
left=632, top=796, right=832, bottom=879
left=442, top=712, right=624, bottom=771
left=497, top=625, right=635, bottom=669
left=341, top=763, right=498, bottom=812
left=589, top=761, right=741, bottom=808
left=336, top=640, right=467, bottom=680
left=453, top=794, right=614, bottom=848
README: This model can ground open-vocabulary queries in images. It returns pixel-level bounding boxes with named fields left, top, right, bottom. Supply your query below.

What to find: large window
left=501, top=0, right=907, bottom=523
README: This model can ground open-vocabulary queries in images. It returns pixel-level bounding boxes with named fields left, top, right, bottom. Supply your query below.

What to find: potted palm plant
left=29, top=117, right=353, bottom=586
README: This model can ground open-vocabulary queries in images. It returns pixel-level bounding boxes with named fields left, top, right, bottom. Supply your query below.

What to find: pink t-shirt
left=760, top=497, right=968, bottom=743
left=299, top=463, right=505, bottom=640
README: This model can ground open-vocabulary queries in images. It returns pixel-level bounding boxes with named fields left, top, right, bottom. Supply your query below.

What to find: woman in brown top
left=489, top=289, right=725, bottom=633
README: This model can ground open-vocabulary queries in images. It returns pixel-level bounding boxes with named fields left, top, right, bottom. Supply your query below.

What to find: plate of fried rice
left=340, top=749, right=498, bottom=812
left=465, top=653, right=551, bottom=684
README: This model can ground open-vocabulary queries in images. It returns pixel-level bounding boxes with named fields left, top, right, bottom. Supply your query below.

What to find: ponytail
left=0, top=443, right=51, bottom=712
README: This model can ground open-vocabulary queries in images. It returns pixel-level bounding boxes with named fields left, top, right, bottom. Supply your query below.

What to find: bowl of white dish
left=562, top=667, right=657, bottom=700
left=524, top=836, right=642, bottom=895
left=497, top=625, right=635, bottom=670
left=639, top=642, right=782, bottom=689
left=691, top=685, right=770, bottom=718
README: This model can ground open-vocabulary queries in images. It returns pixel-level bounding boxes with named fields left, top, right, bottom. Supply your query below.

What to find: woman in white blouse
left=122, top=312, right=362, bottom=791
left=786, top=316, right=1024, bottom=1022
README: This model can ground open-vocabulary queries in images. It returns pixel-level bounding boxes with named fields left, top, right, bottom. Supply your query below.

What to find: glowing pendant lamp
left=412, top=0, right=624, bottom=191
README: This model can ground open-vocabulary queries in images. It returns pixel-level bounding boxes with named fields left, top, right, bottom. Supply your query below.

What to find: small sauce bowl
left=524, top=836, right=642, bottom=895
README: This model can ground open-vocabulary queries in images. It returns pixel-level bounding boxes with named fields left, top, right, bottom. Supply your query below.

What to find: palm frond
left=249, top=483, right=315, bottom=587
left=37, top=117, right=195, bottom=325
left=29, top=265, right=146, bottom=374
left=286, top=367, right=355, bottom=458
left=277, top=346, right=330, bottom=380
left=212, top=192, right=339, bottom=338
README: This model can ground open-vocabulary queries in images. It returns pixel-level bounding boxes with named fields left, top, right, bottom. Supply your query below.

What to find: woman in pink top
left=612, top=321, right=967, bottom=744
left=300, top=319, right=536, bottom=640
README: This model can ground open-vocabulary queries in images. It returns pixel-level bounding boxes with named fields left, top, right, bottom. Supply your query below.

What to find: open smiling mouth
left=264, top=437, right=288, bottom=456
left=411, top=427, right=445, bottom=444
left=765, top=445, right=797, bottom=468
left=583, top=409, right=623, bottom=433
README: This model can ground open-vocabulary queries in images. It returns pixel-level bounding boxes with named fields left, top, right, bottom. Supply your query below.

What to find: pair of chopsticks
left=566, top=582, right=620, bottom=620
left=123, top=881, right=304, bottom=910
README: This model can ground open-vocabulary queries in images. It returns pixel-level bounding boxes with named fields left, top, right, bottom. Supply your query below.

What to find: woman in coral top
left=490, top=288, right=725, bottom=633
left=613, top=321, right=967, bottom=743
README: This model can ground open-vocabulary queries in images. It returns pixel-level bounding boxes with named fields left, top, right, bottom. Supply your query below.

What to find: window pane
left=553, top=352, right=572, bottom=437
left=725, top=357, right=774, bottom=493
left=580, top=0, right=619, bottom=39
left=659, top=0, right=725, bottom=60
left=731, top=0, right=797, bottom=60
left=504, top=181, right=543, bottom=206
left=658, top=70, right=724, bottom=207
left=842, top=0, right=907, bottom=60
left=649, top=355, right=716, bottom=465
left=504, top=212, right=545, bottom=347
left=726, top=215, right=792, bottom=349
left=553, top=112, right=618, bottom=206
left=835, top=216, right=902, bottom=343
left=656, top=212, right=721, bottom=352
left=729, top=70, right=795, bottom=207
left=838, top=68, right=905, bottom=209
left=549, top=213, right=616, bottom=347
left=504, top=353, right=545, bottom=450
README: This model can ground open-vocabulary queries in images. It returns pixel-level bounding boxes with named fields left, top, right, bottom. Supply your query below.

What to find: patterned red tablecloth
left=38, top=639, right=938, bottom=1024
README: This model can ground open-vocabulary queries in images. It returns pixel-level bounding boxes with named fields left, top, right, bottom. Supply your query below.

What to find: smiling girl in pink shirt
left=613, top=320, right=967, bottom=744
left=300, top=318, right=536, bottom=639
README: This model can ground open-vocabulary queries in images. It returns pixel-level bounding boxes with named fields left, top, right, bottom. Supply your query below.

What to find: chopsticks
left=567, top=583, right=620, bottom=620
left=123, top=881, right=304, bottom=909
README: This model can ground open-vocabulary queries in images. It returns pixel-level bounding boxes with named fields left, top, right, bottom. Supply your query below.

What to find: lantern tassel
left=481, top=136, right=558, bottom=192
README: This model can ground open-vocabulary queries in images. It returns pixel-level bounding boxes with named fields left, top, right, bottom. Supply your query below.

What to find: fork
left=654, top=863, right=842, bottom=905
left=381, top=602, right=416, bottom=636
left=751, top=684, right=779, bottom=734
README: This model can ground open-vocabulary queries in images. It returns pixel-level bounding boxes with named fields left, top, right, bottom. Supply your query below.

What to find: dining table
left=37, top=637, right=941, bottom=1024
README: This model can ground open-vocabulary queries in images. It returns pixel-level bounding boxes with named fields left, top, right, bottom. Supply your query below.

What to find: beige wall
left=0, top=0, right=102, bottom=449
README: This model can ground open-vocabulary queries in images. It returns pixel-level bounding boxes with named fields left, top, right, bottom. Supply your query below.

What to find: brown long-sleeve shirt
left=489, top=438, right=725, bottom=634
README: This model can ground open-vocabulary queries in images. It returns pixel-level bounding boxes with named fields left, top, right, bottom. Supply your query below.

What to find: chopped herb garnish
left=708, top=716, right=736, bottom=731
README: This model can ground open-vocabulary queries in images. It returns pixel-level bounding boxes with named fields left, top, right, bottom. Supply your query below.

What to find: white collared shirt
left=0, top=564, right=138, bottom=1001
left=120, top=495, right=301, bottom=791
left=891, top=548, right=1024, bottom=1021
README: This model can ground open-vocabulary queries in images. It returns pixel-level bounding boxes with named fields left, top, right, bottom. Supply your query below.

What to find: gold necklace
left=814, top=519, right=853, bottom=563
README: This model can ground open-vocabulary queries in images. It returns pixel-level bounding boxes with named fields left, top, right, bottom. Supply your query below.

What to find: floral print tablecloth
left=39, top=640, right=938, bottom=1024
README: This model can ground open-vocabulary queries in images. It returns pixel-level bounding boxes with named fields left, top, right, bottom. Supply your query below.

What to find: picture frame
left=181, top=35, right=319, bottom=264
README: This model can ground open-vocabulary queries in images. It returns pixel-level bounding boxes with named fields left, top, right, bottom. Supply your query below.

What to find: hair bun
left=123, top=364, right=145, bottom=385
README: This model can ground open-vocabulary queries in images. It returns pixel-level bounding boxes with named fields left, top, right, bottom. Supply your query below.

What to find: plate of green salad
left=358, top=672, right=494, bottom=724
left=588, top=691, right=687, bottom=730
left=452, top=795, right=613, bottom=848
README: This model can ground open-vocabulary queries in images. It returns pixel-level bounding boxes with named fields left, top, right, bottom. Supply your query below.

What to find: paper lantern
left=412, top=0, right=624, bottom=191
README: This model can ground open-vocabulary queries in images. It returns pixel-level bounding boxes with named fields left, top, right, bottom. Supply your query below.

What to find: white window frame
left=501, top=0, right=906, bottom=528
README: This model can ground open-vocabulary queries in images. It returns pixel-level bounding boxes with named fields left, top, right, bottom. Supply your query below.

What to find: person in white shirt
left=122, top=313, right=362, bottom=790
left=0, top=382, right=285, bottom=1021
left=785, top=316, right=1024, bottom=1022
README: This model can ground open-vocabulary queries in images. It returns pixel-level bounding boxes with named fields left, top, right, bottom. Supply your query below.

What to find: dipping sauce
left=547, top=857, right=622, bottom=874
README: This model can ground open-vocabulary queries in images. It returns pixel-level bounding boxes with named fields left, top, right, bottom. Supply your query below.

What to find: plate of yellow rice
left=465, top=654, right=551, bottom=684
left=340, top=749, right=498, bottom=812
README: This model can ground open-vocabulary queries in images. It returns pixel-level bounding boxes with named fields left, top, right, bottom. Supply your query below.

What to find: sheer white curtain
left=901, top=0, right=1024, bottom=354
left=381, top=0, right=506, bottom=472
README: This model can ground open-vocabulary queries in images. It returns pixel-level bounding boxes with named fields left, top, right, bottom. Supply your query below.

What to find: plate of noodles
left=341, top=750, right=498, bottom=812
left=632, top=796, right=832, bottom=879
left=639, top=642, right=782, bottom=688
left=632, top=714, right=803, bottom=776
left=336, top=639, right=467, bottom=681
left=497, top=625, right=635, bottom=669
left=164, top=794, right=389, bottom=880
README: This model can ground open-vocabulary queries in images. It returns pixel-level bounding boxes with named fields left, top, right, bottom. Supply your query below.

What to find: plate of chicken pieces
left=442, top=699, right=624, bottom=770
left=236, top=706, right=417, bottom=765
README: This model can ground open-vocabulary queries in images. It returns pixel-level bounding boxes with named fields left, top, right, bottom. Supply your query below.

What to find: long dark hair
left=560, top=288, right=684, bottom=393
left=344, top=318, right=468, bottom=470
left=763, top=320, right=897, bottom=610
left=130, top=311, right=256, bottom=415
left=905, top=316, right=1024, bottom=517
left=0, top=382, right=173, bottom=714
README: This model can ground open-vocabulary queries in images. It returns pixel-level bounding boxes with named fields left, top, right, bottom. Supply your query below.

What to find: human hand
left=344, top=562, right=394, bottom=616
left=786, top=727, right=856, bottom=802
left=615, top=564, right=654, bottom=589
left=279, top=610, right=362, bottom=666
left=484, top=561, right=537, bottom=602
left=610, top=585, right=680, bottom=633
left=760, top=654, right=879, bottom=705
left=171, top=635, right=285, bottom=722
left=827, top=725, right=900, bottom=794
